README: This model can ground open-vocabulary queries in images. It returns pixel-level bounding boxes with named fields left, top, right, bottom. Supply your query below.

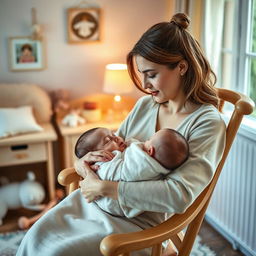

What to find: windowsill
left=222, top=112, right=256, bottom=139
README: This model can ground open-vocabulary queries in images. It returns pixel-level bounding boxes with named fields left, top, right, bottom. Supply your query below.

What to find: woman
left=17, top=13, right=225, bottom=256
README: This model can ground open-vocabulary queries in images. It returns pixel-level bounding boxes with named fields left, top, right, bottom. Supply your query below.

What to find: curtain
left=174, top=0, right=225, bottom=74
left=175, top=0, right=204, bottom=42
left=202, top=0, right=225, bottom=74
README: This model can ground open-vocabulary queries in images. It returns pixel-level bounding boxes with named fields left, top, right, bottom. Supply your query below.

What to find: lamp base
left=105, top=108, right=128, bottom=123
left=104, top=96, right=128, bottom=122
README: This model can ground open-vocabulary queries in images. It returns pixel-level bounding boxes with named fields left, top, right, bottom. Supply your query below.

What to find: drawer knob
left=15, top=153, right=29, bottom=159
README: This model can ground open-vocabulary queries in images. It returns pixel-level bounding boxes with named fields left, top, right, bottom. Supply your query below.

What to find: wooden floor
left=0, top=211, right=245, bottom=256
left=199, top=220, right=244, bottom=256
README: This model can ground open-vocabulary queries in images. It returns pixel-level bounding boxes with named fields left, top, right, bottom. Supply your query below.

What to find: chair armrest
left=100, top=186, right=209, bottom=256
left=57, top=167, right=80, bottom=186
left=100, top=214, right=182, bottom=256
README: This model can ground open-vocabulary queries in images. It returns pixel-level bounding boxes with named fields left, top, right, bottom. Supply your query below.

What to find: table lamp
left=103, top=63, right=133, bottom=120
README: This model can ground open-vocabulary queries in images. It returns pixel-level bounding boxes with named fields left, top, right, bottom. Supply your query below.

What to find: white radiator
left=206, top=126, right=256, bottom=256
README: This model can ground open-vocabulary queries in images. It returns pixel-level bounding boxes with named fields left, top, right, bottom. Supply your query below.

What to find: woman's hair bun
left=170, top=13, right=190, bottom=29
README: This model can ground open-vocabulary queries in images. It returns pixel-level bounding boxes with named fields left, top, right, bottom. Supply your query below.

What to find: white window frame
left=220, top=0, right=251, bottom=93
left=221, top=0, right=256, bottom=117
left=236, top=0, right=251, bottom=95
left=218, top=0, right=256, bottom=133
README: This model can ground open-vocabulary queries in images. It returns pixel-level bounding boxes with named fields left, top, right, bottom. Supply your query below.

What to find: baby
left=75, top=127, right=189, bottom=218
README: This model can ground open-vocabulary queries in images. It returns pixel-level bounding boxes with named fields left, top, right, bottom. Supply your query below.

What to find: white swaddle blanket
left=95, top=140, right=171, bottom=218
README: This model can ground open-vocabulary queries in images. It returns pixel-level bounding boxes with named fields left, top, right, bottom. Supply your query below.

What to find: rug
left=0, top=231, right=26, bottom=256
left=0, top=231, right=216, bottom=256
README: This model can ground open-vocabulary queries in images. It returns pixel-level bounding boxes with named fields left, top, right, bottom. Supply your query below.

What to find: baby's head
left=75, top=127, right=126, bottom=158
left=143, top=129, right=189, bottom=170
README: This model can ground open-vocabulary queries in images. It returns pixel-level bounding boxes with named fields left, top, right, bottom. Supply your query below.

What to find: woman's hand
left=74, top=150, right=114, bottom=178
left=79, top=162, right=119, bottom=203
left=79, top=165, right=103, bottom=203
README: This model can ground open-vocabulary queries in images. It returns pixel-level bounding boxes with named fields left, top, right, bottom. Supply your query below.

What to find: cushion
left=0, top=106, right=43, bottom=138
left=0, top=83, right=52, bottom=123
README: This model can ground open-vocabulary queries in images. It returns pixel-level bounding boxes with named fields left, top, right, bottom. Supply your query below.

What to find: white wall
left=0, top=0, right=173, bottom=98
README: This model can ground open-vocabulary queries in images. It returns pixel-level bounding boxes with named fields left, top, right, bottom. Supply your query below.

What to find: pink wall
left=0, top=0, right=174, bottom=99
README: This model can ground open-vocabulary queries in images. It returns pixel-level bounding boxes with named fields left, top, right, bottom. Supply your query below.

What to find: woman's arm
left=101, top=181, right=119, bottom=200
left=117, top=114, right=226, bottom=214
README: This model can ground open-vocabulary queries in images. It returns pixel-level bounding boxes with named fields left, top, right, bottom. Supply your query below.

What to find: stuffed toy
left=0, top=172, right=45, bottom=225
left=18, top=189, right=64, bottom=230
left=61, top=109, right=86, bottom=127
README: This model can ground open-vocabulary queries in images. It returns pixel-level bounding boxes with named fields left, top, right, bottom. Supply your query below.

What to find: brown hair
left=127, top=13, right=219, bottom=108
left=154, top=129, right=189, bottom=170
left=74, top=127, right=99, bottom=158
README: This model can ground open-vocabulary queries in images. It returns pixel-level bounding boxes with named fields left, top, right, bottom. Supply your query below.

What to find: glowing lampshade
left=103, top=64, right=133, bottom=96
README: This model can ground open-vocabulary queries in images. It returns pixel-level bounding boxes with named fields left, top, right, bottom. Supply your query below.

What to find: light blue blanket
left=16, top=189, right=150, bottom=256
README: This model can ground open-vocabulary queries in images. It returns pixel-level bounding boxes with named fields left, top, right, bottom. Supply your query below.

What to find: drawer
left=0, top=143, right=47, bottom=167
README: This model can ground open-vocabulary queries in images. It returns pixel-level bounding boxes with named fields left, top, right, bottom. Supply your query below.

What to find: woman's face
left=135, top=55, right=184, bottom=103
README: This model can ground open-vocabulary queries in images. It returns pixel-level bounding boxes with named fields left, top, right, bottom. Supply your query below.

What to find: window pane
left=248, top=57, right=256, bottom=116
left=223, top=0, right=235, bottom=50
left=220, top=0, right=235, bottom=89
left=250, top=0, right=256, bottom=52
left=221, top=53, right=233, bottom=89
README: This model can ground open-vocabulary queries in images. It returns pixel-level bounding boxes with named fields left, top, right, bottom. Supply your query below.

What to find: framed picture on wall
left=8, top=37, right=45, bottom=71
left=67, top=8, right=101, bottom=43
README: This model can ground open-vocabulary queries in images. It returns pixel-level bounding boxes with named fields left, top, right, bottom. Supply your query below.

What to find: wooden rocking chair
left=58, top=88, right=254, bottom=256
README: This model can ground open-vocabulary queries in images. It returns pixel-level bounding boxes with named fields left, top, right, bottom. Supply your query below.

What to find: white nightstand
left=0, top=123, right=57, bottom=200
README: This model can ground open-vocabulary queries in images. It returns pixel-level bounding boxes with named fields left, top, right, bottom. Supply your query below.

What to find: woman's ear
left=179, top=60, right=188, bottom=76
left=148, top=146, right=155, bottom=156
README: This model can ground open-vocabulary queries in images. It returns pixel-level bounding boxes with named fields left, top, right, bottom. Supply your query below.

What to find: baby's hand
left=90, top=164, right=100, bottom=172
left=83, top=150, right=114, bottom=163
left=74, top=150, right=114, bottom=178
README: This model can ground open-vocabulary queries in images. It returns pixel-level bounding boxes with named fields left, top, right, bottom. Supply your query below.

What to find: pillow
left=0, top=106, right=43, bottom=138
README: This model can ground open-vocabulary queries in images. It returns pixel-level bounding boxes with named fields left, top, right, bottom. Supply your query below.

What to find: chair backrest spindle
left=151, top=243, right=162, bottom=256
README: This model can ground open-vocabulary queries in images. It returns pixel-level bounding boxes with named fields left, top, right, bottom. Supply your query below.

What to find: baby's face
left=94, top=128, right=126, bottom=152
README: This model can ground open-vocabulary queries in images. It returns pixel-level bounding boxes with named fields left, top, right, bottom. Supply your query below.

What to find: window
left=220, top=0, right=256, bottom=117
left=248, top=0, right=256, bottom=115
